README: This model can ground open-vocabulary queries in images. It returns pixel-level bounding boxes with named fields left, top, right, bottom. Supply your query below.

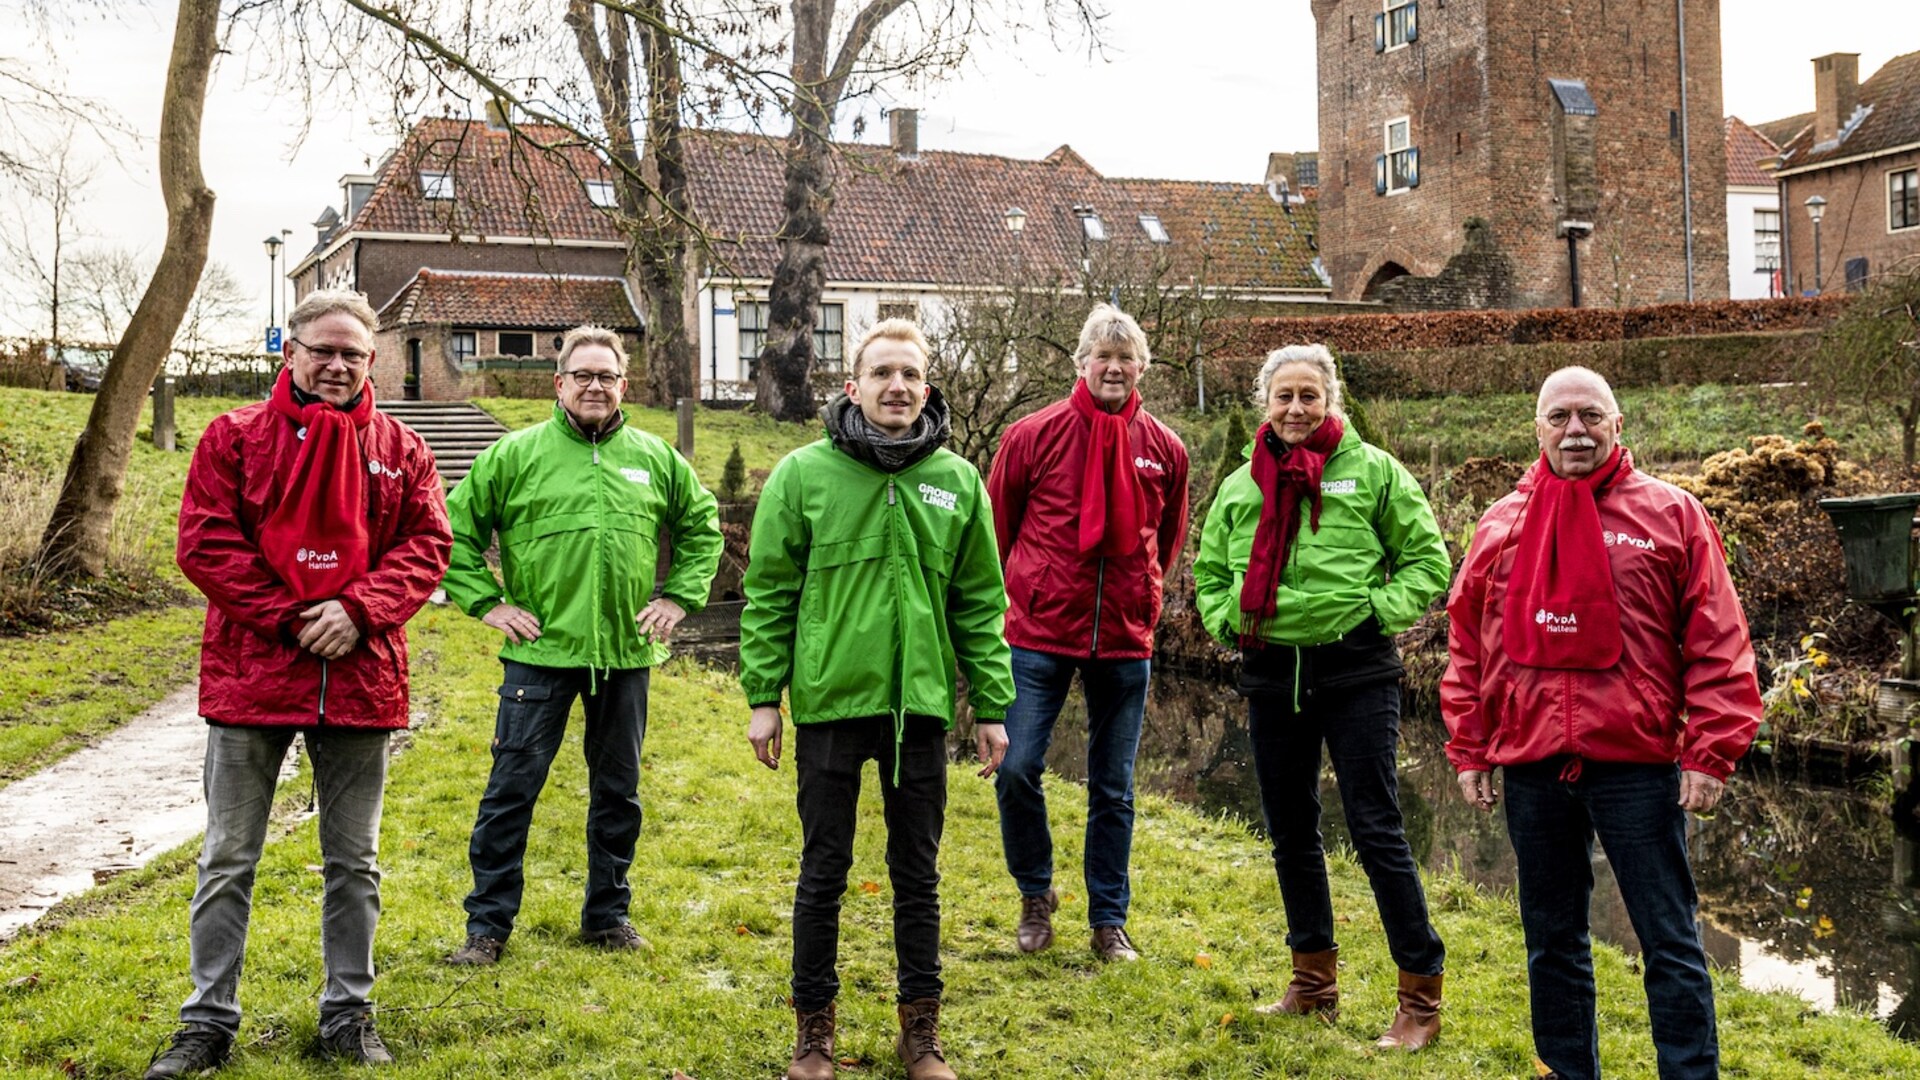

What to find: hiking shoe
left=145, top=1024, right=232, bottom=1078
left=581, top=923, right=650, bottom=951
left=1090, top=925, right=1141, bottom=962
left=1016, top=888, right=1058, bottom=954
left=787, top=1001, right=837, bottom=1080
left=894, top=997, right=956, bottom=1080
left=445, top=933, right=505, bottom=966
left=318, top=1012, right=394, bottom=1065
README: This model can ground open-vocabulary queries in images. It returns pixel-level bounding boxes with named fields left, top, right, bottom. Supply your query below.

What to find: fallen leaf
left=859, top=881, right=881, bottom=895
left=7, top=972, right=39, bottom=989
left=1219, top=1012, right=1235, bottom=1027
left=1194, top=952, right=1213, bottom=969
left=306, top=864, right=324, bottom=874
left=734, top=925, right=752, bottom=936
left=582, top=1004, right=607, bottom=1014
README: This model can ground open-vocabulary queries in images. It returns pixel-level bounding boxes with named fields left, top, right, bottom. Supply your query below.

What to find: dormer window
left=1138, top=214, right=1171, bottom=244
left=1080, top=213, right=1108, bottom=242
left=421, top=171, right=455, bottom=200
left=585, top=180, right=618, bottom=208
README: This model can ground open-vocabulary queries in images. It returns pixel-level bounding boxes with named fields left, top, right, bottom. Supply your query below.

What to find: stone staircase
left=376, top=401, right=510, bottom=489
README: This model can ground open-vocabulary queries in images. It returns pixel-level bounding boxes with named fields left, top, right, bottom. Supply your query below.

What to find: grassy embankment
left=2, top=611, right=1917, bottom=1078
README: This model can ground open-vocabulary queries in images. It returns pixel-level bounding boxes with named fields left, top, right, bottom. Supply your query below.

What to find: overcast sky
left=4, top=0, right=1914, bottom=337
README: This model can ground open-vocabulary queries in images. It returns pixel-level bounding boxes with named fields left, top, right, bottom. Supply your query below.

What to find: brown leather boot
left=1016, top=888, right=1058, bottom=953
left=1375, top=970, right=1442, bottom=1051
left=787, top=1002, right=835, bottom=1080
left=1255, top=947, right=1340, bottom=1018
left=895, top=998, right=957, bottom=1080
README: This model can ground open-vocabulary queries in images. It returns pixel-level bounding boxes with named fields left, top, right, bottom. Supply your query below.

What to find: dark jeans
left=791, top=715, right=948, bottom=1011
left=464, top=661, right=649, bottom=940
left=1246, top=680, right=1445, bottom=975
left=994, top=646, right=1151, bottom=928
left=1504, top=759, right=1719, bottom=1080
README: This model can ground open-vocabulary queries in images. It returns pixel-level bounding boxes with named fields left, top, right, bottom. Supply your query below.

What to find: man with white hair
left=1442, top=366, right=1761, bottom=1080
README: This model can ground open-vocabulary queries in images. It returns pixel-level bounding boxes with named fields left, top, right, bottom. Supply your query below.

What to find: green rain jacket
left=739, top=438, right=1015, bottom=731
left=1192, top=424, right=1449, bottom=648
left=443, top=403, right=723, bottom=670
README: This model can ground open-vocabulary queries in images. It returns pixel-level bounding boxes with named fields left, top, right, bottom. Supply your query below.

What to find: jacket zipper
left=1090, top=557, right=1106, bottom=657
left=317, top=658, right=330, bottom=723
left=886, top=478, right=908, bottom=785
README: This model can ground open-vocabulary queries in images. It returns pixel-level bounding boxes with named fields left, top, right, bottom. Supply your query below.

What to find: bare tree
left=0, top=131, right=92, bottom=349
left=38, top=0, right=220, bottom=577
left=1812, top=259, right=1920, bottom=467
left=67, top=245, right=148, bottom=345
left=176, top=261, right=254, bottom=376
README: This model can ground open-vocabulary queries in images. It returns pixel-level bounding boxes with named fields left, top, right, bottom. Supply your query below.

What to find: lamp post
left=263, top=234, right=284, bottom=352
left=1003, top=205, right=1026, bottom=277
left=1805, top=194, right=1827, bottom=294
left=1071, top=203, right=1095, bottom=295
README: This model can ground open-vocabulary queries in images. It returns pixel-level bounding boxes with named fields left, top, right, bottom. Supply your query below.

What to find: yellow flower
left=1792, top=677, right=1810, bottom=699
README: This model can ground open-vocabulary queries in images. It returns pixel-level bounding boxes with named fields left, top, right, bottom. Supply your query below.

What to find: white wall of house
left=696, top=280, right=959, bottom=399
left=1726, top=186, right=1782, bottom=300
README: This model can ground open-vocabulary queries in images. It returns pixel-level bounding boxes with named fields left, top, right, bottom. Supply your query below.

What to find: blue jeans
left=1245, top=680, right=1445, bottom=975
left=181, top=725, right=390, bottom=1039
left=1503, top=759, right=1718, bottom=1080
left=464, top=662, right=649, bottom=940
left=993, top=646, right=1150, bottom=929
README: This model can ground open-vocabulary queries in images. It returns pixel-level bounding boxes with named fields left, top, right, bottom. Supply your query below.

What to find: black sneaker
left=318, top=1012, right=395, bottom=1066
left=581, top=923, right=650, bottom=951
left=445, top=933, right=505, bottom=966
left=145, top=1024, right=232, bottom=1078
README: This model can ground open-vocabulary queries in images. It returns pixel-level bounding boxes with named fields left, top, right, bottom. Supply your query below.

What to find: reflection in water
left=1026, top=671, right=1920, bottom=1042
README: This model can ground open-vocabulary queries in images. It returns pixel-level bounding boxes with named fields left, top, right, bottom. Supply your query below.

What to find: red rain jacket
left=1441, top=455, right=1761, bottom=780
left=177, top=398, right=451, bottom=730
left=988, top=395, right=1190, bottom=660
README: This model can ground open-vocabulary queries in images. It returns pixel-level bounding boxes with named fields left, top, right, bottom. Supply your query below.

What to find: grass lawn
left=1, top=610, right=1914, bottom=1078
left=473, top=398, right=819, bottom=490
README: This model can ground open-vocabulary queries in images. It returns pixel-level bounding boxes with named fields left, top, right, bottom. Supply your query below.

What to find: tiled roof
left=377, top=269, right=641, bottom=331
left=349, top=118, right=623, bottom=242
left=1778, top=50, right=1920, bottom=171
left=1753, top=112, right=1812, bottom=150
left=683, top=130, right=1326, bottom=292
left=1723, top=117, right=1780, bottom=187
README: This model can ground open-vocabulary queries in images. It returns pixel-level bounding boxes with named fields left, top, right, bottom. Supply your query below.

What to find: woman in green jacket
left=1192, top=344, right=1450, bottom=1051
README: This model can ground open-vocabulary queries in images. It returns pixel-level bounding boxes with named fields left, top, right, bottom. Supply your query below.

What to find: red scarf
left=1069, top=379, right=1147, bottom=557
left=258, top=368, right=375, bottom=602
left=1500, top=447, right=1628, bottom=669
left=1238, top=414, right=1344, bottom=649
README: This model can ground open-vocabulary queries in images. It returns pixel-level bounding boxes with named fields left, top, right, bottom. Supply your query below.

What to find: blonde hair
left=850, top=318, right=931, bottom=375
left=556, top=325, right=629, bottom=374
left=1074, top=303, right=1151, bottom=369
left=288, top=289, right=378, bottom=337
left=1253, top=344, right=1344, bottom=416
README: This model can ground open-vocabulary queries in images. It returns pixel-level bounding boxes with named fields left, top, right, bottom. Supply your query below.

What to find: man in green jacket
left=741, top=319, right=1015, bottom=1080
left=442, top=325, right=721, bottom=966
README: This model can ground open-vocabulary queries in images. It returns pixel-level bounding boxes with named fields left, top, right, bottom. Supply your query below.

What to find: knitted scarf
left=1238, top=415, right=1345, bottom=649
left=258, top=367, right=374, bottom=602
left=1068, top=379, right=1147, bottom=557
left=1500, top=446, right=1628, bottom=670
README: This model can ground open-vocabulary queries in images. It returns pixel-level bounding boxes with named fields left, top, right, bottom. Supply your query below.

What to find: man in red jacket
left=986, top=304, right=1189, bottom=962
left=1442, top=367, right=1759, bottom=1080
left=147, top=289, right=451, bottom=1078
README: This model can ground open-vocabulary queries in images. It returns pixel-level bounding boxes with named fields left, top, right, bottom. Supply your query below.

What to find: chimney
left=889, top=108, right=919, bottom=159
left=1265, top=152, right=1296, bottom=188
left=1812, top=52, right=1860, bottom=146
left=484, top=97, right=511, bottom=131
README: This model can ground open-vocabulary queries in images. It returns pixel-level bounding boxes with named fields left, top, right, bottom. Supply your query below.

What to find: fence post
left=676, top=397, right=694, bottom=457
left=153, top=376, right=177, bottom=452
left=1428, top=440, right=1441, bottom=493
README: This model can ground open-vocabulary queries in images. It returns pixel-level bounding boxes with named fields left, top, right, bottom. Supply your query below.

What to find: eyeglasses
left=564, top=370, right=623, bottom=389
left=290, top=337, right=370, bottom=367
left=1539, top=408, right=1613, bottom=429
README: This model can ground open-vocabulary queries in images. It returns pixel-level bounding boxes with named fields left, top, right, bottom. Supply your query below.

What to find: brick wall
left=373, top=325, right=643, bottom=401
left=1314, top=0, right=1729, bottom=309
left=294, top=237, right=625, bottom=309
left=1779, top=150, right=1920, bottom=296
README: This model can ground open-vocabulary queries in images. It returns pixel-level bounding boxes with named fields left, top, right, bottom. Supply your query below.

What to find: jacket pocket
left=1622, top=667, right=1681, bottom=759
left=493, top=682, right=559, bottom=752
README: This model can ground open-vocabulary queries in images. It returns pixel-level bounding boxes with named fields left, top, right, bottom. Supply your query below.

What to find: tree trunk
left=37, top=0, right=219, bottom=578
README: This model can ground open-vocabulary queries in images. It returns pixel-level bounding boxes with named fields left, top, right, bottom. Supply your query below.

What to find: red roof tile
left=1778, top=50, right=1920, bottom=171
left=377, top=269, right=641, bottom=330
left=1724, top=117, right=1780, bottom=187
left=350, top=118, right=622, bottom=242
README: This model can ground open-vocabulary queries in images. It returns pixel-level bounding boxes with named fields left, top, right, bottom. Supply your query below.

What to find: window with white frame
left=1893, top=168, right=1919, bottom=231
left=1381, top=118, right=1418, bottom=193
left=1376, top=0, right=1418, bottom=52
left=737, top=301, right=845, bottom=378
left=585, top=180, right=618, bottom=209
left=1138, top=213, right=1171, bottom=243
left=421, top=171, right=455, bottom=200
left=1753, top=209, right=1781, bottom=271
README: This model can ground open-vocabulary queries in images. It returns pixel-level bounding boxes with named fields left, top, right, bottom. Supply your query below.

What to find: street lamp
left=1003, top=206, right=1026, bottom=235
left=1804, top=195, right=1827, bottom=294
left=1071, top=203, right=1096, bottom=293
left=263, top=234, right=285, bottom=352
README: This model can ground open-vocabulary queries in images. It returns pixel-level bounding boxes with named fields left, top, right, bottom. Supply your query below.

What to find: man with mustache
left=152, top=289, right=452, bottom=1075
left=441, top=325, right=721, bottom=968
left=1441, top=366, right=1760, bottom=1080
left=741, top=319, right=1014, bottom=1080
left=985, top=303, right=1189, bottom=962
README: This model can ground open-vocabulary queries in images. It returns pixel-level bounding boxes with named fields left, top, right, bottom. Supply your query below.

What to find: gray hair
left=1253, top=344, right=1344, bottom=416
left=1536, top=365, right=1620, bottom=416
left=1073, top=304, right=1151, bottom=370
left=557, top=325, right=629, bottom=374
left=287, top=288, right=378, bottom=338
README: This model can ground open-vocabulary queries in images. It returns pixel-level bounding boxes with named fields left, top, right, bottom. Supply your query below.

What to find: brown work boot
left=1089, top=924, right=1140, bottom=962
left=1375, top=970, right=1443, bottom=1051
left=786, top=1002, right=835, bottom=1080
left=1016, top=888, right=1058, bottom=953
left=1255, top=947, right=1339, bottom=1018
left=895, top=998, right=957, bottom=1080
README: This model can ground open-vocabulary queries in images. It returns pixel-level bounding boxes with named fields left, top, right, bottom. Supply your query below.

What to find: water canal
left=991, top=670, right=1920, bottom=1042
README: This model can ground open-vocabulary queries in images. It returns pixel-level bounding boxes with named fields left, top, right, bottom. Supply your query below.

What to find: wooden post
left=152, top=376, right=177, bottom=452
left=1428, top=440, right=1441, bottom=494
left=676, top=397, right=694, bottom=457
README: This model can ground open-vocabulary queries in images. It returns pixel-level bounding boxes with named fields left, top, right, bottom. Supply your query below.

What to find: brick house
left=1725, top=117, right=1782, bottom=300
left=1310, top=0, right=1729, bottom=309
left=1768, top=50, right=1920, bottom=296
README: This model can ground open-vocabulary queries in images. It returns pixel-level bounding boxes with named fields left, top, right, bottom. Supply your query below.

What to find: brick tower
left=1310, top=0, right=1729, bottom=308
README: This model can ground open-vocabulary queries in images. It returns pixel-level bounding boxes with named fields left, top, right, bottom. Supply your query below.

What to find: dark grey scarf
left=821, top=386, right=951, bottom=473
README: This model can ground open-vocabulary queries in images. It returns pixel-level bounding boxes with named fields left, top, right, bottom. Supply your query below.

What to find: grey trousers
left=178, top=725, right=390, bottom=1038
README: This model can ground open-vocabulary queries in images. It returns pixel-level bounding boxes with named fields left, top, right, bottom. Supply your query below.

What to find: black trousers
left=791, top=714, right=948, bottom=1010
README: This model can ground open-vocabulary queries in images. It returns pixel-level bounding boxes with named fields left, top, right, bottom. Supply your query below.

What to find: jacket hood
left=821, top=385, right=951, bottom=472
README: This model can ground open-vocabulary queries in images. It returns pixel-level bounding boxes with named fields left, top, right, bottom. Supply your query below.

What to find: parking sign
left=266, top=326, right=283, bottom=353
